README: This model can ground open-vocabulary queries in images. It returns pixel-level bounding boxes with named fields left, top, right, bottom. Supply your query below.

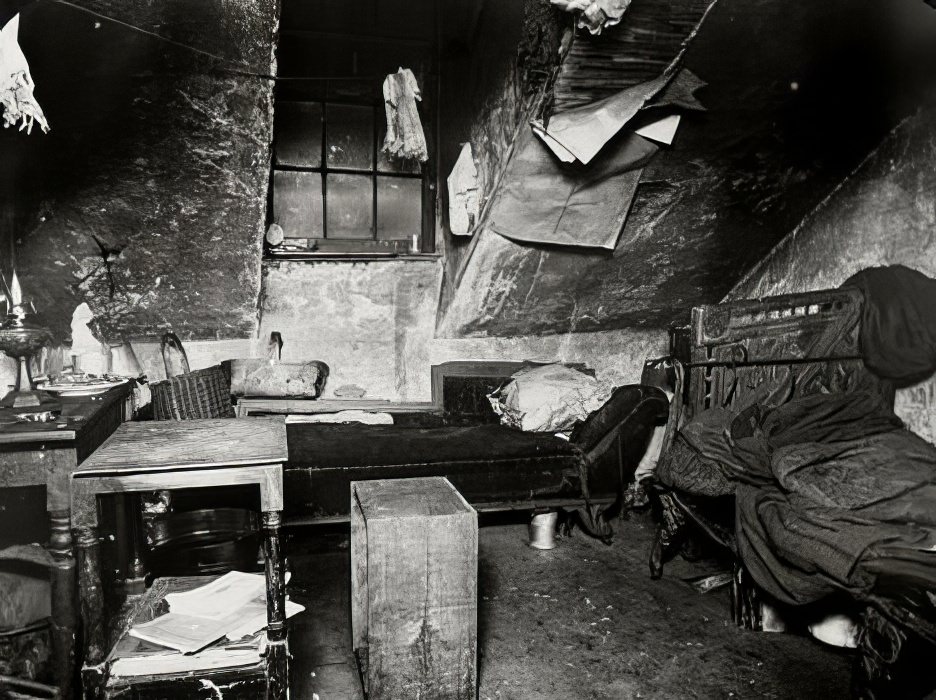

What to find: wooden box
left=351, top=477, right=478, bottom=700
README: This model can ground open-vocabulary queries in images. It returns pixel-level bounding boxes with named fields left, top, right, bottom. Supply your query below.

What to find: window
left=268, top=2, right=437, bottom=258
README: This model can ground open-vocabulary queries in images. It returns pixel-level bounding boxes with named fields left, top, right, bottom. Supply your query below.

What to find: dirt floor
left=287, top=512, right=854, bottom=699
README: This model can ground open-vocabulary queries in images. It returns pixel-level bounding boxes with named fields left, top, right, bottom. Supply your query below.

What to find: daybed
left=278, top=362, right=669, bottom=528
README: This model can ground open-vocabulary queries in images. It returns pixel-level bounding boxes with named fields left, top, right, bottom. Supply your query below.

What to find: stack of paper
left=110, top=571, right=304, bottom=678
left=110, top=634, right=268, bottom=678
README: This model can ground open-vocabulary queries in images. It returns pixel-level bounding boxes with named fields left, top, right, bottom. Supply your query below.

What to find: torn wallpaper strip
left=534, top=68, right=706, bottom=165
left=488, top=126, right=658, bottom=250
left=550, top=0, right=632, bottom=36
left=447, top=142, right=480, bottom=236
left=535, top=71, right=671, bottom=166
left=0, top=13, right=49, bottom=134
left=381, top=67, right=427, bottom=163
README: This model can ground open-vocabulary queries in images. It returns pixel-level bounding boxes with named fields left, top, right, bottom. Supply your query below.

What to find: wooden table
left=0, top=382, right=134, bottom=699
left=70, top=417, right=289, bottom=699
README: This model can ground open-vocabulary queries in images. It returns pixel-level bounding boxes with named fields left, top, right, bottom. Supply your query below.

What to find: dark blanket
left=845, top=265, right=936, bottom=387
left=727, top=392, right=936, bottom=638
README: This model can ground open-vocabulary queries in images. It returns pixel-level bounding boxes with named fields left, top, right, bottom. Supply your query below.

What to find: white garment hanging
left=0, top=14, right=50, bottom=134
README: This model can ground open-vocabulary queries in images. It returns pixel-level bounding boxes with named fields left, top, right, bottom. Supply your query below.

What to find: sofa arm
left=569, top=384, right=669, bottom=459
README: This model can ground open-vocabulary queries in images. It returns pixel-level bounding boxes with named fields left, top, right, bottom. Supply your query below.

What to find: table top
left=353, top=477, right=474, bottom=520
left=75, top=417, right=288, bottom=476
left=0, top=382, right=133, bottom=445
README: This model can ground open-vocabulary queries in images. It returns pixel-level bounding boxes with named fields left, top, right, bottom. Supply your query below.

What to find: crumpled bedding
left=666, top=390, right=936, bottom=639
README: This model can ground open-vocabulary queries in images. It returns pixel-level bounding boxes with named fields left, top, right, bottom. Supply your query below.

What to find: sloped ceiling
left=438, top=0, right=936, bottom=337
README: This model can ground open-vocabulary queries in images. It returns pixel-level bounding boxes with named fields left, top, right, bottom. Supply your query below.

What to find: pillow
left=488, top=363, right=612, bottom=433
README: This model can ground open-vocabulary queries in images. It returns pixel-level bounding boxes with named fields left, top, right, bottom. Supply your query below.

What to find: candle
left=10, top=270, right=21, bottom=306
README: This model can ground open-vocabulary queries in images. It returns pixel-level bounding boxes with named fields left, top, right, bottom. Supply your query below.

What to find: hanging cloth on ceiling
left=381, top=67, right=427, bottom=163
left=0, top=13, right=48, bottom=134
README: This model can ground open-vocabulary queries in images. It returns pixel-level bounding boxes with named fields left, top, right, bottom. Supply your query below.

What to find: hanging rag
left=550, top=0, right=631, bottom=35
left=381, top=67, right=427, bottom=163
left=0, top=13, right=49, bottom=134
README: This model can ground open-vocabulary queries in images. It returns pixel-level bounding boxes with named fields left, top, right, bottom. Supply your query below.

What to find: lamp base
left=0, top=388, right=62, bottom=413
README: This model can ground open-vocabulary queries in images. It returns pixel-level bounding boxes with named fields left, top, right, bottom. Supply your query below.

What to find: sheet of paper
left=448, top=142, right=481, bottom=235
left=165, top=571, right=266, bottom=620
left=128, top=612, right=231, bottom=654
left=224, top=599, right=306, bottom=641
left=489, top=127, right=657, bottom=249
left=111, top=635, right=266, bottom=678
left=535, top=72, right=671, bottom=165
left=531, top=121, right=577, bottom=163
left=634, top=114, right=681, bottom=145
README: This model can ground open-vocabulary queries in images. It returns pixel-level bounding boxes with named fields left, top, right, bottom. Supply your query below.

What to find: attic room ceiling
left=438, top=0, right=936, bottom=338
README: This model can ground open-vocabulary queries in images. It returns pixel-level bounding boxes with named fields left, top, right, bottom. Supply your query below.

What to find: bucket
left=529, top=511, right=558, bottom=550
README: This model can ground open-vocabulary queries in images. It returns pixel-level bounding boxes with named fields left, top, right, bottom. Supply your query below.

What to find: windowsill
left=264, top=251, right=441, bottom=263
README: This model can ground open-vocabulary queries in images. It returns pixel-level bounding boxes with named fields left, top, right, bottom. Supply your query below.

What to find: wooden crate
left=351, top=477, right=478, bottom=700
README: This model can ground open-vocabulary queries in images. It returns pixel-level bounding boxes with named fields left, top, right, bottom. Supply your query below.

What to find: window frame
left=267, top=72, right=438, bottom=260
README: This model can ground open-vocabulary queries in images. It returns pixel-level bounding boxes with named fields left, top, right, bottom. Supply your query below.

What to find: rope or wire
left=46, top=0, right=371, bottom=82
left=49, top=0, right=251, bottom=69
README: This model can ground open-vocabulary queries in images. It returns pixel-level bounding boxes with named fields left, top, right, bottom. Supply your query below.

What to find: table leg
left=113, top=494, right=147, bottom=593
left=75, top=524, right=106, bottom=697
left=48, top=510, right=76, bottom=700
left=262, top=511, right=287, bottom=700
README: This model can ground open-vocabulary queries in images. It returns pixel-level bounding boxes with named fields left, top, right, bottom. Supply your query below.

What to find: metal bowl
left=147, top=508, right=261, bottom=576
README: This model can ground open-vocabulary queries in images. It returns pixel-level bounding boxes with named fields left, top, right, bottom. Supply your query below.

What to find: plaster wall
left=729, top=106, right=936, bottom=443
left=248, top=260, right=666, bottom=402
left=257, top=260, right=443, bottom=401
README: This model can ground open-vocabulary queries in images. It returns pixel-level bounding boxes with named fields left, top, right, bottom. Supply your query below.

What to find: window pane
left=326, top=105, right=374, bottom=170
left=376, top=176, right=422, bottom=241
left=326, top=174, right=373, bottom=239
left=273, top=170, right=323, bottom=238
left=275, top=102, right=322, bottom=168
left=377, top=118, right=422, bottom=174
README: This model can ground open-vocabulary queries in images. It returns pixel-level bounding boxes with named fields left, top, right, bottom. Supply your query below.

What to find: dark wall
left=1, top=0, right=277, bottom=342
left=437, top=0, right=936, bottom=337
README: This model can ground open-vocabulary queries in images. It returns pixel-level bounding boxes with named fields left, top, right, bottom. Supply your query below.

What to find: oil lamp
left=0, top=270, right=60, bottom=414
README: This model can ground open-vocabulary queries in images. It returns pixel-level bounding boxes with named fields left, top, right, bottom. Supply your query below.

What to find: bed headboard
left=678, top=287, right=894, bottom=418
